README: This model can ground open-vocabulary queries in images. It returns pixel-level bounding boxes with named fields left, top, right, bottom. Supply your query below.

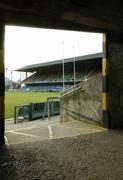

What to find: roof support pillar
left=107, top=32, right=123, bottom=128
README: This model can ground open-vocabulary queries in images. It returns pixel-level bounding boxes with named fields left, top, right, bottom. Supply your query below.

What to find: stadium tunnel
left=0, top=1, right=123, bottom=145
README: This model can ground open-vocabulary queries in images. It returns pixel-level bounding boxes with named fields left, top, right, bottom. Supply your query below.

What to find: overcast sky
left=5, top=25, right=102, bottom=81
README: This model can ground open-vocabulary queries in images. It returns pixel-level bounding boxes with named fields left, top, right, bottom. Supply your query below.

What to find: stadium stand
left=16, top=53, right=102, bottom=91
left=20, top=84, right=64, bottom=92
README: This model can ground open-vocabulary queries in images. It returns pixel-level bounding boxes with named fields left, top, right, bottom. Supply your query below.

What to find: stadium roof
left=16, top=53, right=103, bottom=72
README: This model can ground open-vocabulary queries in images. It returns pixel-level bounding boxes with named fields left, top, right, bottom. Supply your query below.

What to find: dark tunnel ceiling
left=0, top=0, right=123, bottom=33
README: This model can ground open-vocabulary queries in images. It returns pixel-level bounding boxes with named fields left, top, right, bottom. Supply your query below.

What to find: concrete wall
left=108, top=33, right=123, bottom=128
left=60, top=74, right=103, bottom=126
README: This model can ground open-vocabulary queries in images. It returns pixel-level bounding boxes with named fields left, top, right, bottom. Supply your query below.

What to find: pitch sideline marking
left=6, top=120, right=59, bottom=133
left=48, top=125, right=53, bottom=139
left=8, top=130, right=48, bottom=139
left=4, top=136, right=9, bottom=145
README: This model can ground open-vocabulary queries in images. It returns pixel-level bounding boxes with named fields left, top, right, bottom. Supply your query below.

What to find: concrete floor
left=0, top=127, right=123, bottom=180
left=0, top=116, right=122, bottom=180
left=5, top=116, right=106, bottom=145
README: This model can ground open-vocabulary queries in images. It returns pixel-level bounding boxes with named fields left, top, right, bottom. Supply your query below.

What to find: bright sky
left=5, top=25, right=102, bottom=81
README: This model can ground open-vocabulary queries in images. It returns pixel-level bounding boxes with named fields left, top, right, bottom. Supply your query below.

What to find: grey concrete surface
left=5, top=116, right=106, bottom=145
left=0, top=128, right=123, bottom=180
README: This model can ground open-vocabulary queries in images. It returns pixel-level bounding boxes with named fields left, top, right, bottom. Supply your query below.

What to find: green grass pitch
left=5, top=91, right=60, bottom=119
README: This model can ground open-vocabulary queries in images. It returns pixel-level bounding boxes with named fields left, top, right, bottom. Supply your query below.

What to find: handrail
left=60, top=86, right=84, bottom=98
left=60, top=73, right=101, bottom=97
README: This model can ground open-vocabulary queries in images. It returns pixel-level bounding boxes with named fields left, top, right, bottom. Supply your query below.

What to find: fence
left=14, top=97, right=60, bottom=124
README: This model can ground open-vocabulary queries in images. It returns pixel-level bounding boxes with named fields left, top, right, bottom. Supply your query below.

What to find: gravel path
left=0, top=129, right=123, bottom=180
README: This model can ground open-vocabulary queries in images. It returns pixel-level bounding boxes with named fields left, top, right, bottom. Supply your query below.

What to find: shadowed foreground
left=0, top=130, right=123, bottom=180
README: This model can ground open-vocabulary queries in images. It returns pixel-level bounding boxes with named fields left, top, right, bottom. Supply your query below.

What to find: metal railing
left=60, top=73, right=101, bottom=97
left=14, top=104, right=30, bottom=124
left=43, top=97, right=60, bottom=119
left=14, top=97, right=60, bottom=124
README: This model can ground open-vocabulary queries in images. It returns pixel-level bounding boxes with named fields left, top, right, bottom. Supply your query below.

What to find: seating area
left=20, top=84, right=64, bottom=92
left=19, top=60, right=101, bottom=92
left=22, top=69, right=99, bottom=84
left=21, top=71, right=62, bottom=84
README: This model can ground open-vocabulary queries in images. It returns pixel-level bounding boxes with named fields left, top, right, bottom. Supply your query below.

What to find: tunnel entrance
left=4, top=25, right=104, bottom=145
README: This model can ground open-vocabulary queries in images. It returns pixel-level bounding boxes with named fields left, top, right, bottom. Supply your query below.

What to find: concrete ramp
left=60, top=73, right=103, bottom=125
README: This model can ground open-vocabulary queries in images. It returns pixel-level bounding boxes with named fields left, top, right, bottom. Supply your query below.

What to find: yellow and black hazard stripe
left=102, top=33, right=109, bottom=128
left=0, top=25, right=5, bottom=145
